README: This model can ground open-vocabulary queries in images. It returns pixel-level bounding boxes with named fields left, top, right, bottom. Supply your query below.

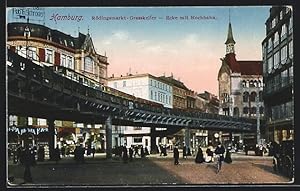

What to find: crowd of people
left=112, top=144, right=150, bottom=163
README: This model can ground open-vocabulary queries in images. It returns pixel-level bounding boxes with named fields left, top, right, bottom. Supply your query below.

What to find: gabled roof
left=7, top=22, right=89, bottom=50
left=224, top=53, right=240, bottom=73
left=159, top=76, right=189, bottom=90
left=224, top=53, right=262, bottom=75
left=238, top=61, right=262, bottom=75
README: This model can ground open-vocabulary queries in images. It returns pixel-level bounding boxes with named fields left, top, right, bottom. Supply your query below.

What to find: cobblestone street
left=7, top=153, right=291, bottom=187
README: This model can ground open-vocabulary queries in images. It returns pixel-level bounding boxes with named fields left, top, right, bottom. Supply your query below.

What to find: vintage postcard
left=6, top=4, right=295, bottom=188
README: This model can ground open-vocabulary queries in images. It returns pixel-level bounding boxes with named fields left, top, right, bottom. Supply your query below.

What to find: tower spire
left=225, top=9, right=235, bottom=54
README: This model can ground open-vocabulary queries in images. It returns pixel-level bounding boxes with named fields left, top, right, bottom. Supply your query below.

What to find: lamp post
left=24, top=18, right=30, bottom=59
left=256, top=91, right=261, bottom=145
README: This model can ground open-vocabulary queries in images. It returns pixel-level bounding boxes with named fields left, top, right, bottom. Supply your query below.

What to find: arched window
left=233, top=107, right=239, bottom=117
left=243, top=92, right=249, bottom=102
left=242, top=80, right=247, bottom=87
left=253, top=80, right=258, bottom=87
left=249, top=80, right=255, bottom=87
left=259, top=106, right=264, bottom=114
left=257, top=80, right=262, bottom=87
left=84, top=56, right=93, bottom=73
left=259, top=91, right=263, bottom=102
left=250, top=92, right=257, bottom=102
left=243, top=107, right=249, bottom=114
left=251, top=107, right=257, bottom=114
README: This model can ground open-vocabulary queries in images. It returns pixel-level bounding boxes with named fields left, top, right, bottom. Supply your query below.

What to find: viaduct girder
left=7, top=50, right=257, bottom=132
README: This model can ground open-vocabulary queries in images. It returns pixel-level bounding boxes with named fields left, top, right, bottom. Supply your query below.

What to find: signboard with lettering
left=8, top=126, right=48, bottom=135
left=12, top=7, right=45, bottom=21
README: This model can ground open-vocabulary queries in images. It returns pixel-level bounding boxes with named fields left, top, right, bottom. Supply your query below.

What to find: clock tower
left=225, top=22, right=235, bottom=54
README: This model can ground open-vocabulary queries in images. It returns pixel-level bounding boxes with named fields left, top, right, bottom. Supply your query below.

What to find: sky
left=7, top=6, right=271, bottom=96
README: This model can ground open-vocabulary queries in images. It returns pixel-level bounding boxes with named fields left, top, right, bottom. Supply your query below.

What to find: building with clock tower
left=217, top=20, right=264, bottom=145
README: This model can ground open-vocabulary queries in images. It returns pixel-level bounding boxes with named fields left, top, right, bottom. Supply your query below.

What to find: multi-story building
left=107, top=73, right=173, bottom=150
left=159, top=75, right=189, bottom=109
left=262, top=6, right=294, bottom=142
left=193, top=91, right=220, bottom=147
left=7, top=22, right=109, bottom=151
left=218, top=20, right=264, bottom=144
left=108, top=73, right=173, bottom=108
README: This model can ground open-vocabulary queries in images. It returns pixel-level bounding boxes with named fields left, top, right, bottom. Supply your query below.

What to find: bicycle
left=215, top=154, right=223, bottom=173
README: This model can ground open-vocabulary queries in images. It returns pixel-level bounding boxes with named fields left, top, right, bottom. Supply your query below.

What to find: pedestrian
left=145, top=147, right=150, bottom=156
left=61, top=145, right=66, bottom=157
left=159, top=144, right=163, bottom=156
left=80, top=144, right=85, bottom=163
left=134, top=145, right=139, bottom=158
left=244, top=144, right=249, bottom=155
left=54, top=145, right=61, bottom=164
left=195, top=146, right=205, bottom=163
left=122, top=145, right=128, bottom=163
left=91, top=146, right=96, bottom=158
left=23, top=146, right=35, bottom=183
left=173, top=145, right=179, bottom=165
left=37, top=146, right=45, bottom=162
left=205, top=148, right=214, bottom=163
left=183, top=144, right=187, bottom=159
left=140, top=145, right=145, bottom=158
left=214, top=142, right=226, bottom=171
left=129, top=146, right=134, bottom=161
left=163, top=145, right=167, bottom=156
left=224, top=148, right=232, bottom=164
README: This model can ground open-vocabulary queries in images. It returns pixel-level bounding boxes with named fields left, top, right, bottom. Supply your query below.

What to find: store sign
left=8, top=126, right=48, bottom=135
left=13, top=7, right=45, bottom=21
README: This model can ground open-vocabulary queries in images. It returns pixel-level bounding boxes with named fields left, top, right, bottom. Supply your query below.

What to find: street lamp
left=256, top=91, right=261, bottom=145
left=24, top=25, right=30, bottom=59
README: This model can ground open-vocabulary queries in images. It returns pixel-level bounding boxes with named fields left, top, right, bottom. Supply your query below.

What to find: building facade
left=107, top=73, right=173, bottom=150
left=262, top=6, right=294, bottom=142
left=218, top=20, right=264, bottom=144
left=7, top=22, right=109, bottom=151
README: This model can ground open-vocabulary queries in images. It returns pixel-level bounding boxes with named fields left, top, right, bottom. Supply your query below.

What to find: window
left=289, top=16, right=293, bottom=33
left=61, top=54, right=66, bottom=67
left=281, top=24, right=287, bottom=40
left=150, top=90, right=153, bottom=99
left=281, top=45, right=287, bottom=64
left=27, top=47, right=37, bottom=60
left=271, top=17, right=276, bottom=28
left=274, top=51, right=280, bottom=69
left=274, top=32, right=279, bottom=47
left=281, top=69, right=288, bottom=87
left=233, top=107, right=239, bottom=117
left=113, top=82, right=117, bottom=88
left=268, top=56, right=273, bottom=73
left=249, top=81, right=255, bottom=87
left=267, top=38, right=272, bottom=52
left=45, top=49, right=53, bottom=63
left=259, top=91, right=263, bottom=102
left=123, top=81, right=126, bottom=87
left=67, top=56, right=74, bottom=69
left=243, top=107, right=249, bottom=114
left=289, top=66, right=293, bottom=83
left=154, top=92, right=157, bottom=100
left=259, top=106, right=264, bottom=114
left=150, top=80, right=153, bottom=86
left=243, top=92, right=249, bottom=102
left=251, top=107, right=257, bottom=114
left=289, top=40, right=293, bottom=58
left=242, top=80, right=247, bottom=87
left=250, top=92, right=257, bottom=102
left=84, top=56, right=93, bottom=73
left=154, top=81, right=157, bottom=87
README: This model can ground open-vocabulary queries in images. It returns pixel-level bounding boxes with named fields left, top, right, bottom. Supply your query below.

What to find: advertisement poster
left=5, top=1, right=296, bottom=189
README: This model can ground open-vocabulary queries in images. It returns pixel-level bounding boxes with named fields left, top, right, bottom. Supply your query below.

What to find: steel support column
left=184, top=127, right=191, bottom=155
left=150, top=127, right=158, bottom=154
left=105, top=116, right=113, bottom=159
left=47, top=118, right=56, bottom=160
